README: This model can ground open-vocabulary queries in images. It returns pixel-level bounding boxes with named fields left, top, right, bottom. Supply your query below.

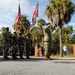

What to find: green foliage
left=13, top=15, right=30, bottom=34
left=67, top=44, right=73, bottom=55
left=20, top=15, right=30, bottom=30
left=0, top=27, right=6, bottom=47
left=62, top=26, right=73, bottom=45
left=62, top=26, right=73, bottom=34
left=52, top=29, right=60, bottom=54
left=52, top=44, right=60, bottom=55
left=52, top=26, right=73, bottom=54
left=30, top=25, right=43, bottom=46
left=0, top=33, right=3, bottom=47
left=70, top=35, right=75, bottom=44
left=46, top=0, right=75, bottom=27
left=37, top=18, right=46, bottom=26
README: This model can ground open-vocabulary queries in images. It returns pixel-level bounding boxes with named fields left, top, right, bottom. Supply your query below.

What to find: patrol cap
left=6, top=27, right=9, bottom=31
left=13, top=32, right=16, bottom=36
left=46, top=23, right=50, bottom=26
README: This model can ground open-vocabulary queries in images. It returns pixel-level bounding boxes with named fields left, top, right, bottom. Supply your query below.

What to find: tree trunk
left=59, top=28, right=63, bottom=57
left=34, top=36, right=38, bottom=56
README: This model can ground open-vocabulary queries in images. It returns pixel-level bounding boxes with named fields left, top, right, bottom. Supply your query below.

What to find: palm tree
left=37, top=18, right=46, bottom=36
left=30, top=24, right=43, bottom=56
left=62, top=26, right=73, bottom=45
left=30, top=18, right=46, bottom=45
left=46, top=0, right=75, bottom=57
left=13, top=15, right=30, bottom=35
left=37, top=18, right=46, bottom=26
left=30, top=25, right=43, bottom=45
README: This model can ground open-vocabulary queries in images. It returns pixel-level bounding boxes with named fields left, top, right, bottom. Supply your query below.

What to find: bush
left=51, top=44, right=60, bottom=55
left=67, top=45, right=73, bottom=55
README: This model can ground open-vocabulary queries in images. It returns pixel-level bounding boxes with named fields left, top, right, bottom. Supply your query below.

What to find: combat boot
left=3, top=56, right=9, bottom=60
left=46, top=56, right=52, bottom=60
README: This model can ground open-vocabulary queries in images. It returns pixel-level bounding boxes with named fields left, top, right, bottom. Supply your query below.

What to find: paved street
left=0, top=56, right=75, bottom=75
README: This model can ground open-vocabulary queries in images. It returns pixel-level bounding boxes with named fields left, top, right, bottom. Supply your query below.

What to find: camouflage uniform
left=18, top=33, right=25, bottom=59
left=3, top=27, right=10, bottom=59
left=11, top=32, right=18, bottom=59
left=25, top=35, right=31, bottom=59
left=9, top=32, right=12, bottom=47
left=9, top=31, right=12, bottom=55
left=44, top=24, right=52, bottom=59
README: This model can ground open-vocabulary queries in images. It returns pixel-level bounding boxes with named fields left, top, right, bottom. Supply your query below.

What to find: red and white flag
left=15, top=3, right=21, bottom=28
left=32, top=3, right=39, bottom=25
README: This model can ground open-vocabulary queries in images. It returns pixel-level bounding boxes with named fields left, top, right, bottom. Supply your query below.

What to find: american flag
left=32, top=3, right=39, bottom=25
left=15, top=3, right=21, bottom=28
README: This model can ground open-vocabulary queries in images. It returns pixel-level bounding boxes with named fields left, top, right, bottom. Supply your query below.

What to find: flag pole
left=36, top=2, right=39, bottom=23
left=19, top=0, right=20, bottom=3
left=15, top=0, right=21, bottom=33
left=36, top=2, right=39, bottom=25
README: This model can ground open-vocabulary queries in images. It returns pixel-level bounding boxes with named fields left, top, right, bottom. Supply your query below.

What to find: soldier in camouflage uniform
left=43, top=23, right=52, bottom=60
left=11, top=32, right=18, bottom=59
left=25, top=34, right=31, bottom=59
left=18, top=29, right=25, bottom=59
left=3, top=27, right=10, bottom=60
left=9, top=31, right=12, bottom=55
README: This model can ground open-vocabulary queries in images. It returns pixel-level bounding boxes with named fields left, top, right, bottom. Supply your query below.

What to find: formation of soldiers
left=3, top=22, right=52, bottom=60
left=3, top=27, right=32, bottom=60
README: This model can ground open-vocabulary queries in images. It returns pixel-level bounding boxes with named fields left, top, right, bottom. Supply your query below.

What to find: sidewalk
left=51, top=55, right=75, bottom=60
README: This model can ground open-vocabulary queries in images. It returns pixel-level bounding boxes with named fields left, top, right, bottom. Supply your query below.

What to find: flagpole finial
left=37, top=2, right=39, bottom=4
left=18, top=0, right=20, bottom=6
left=19, top=0, right=20, bottom=4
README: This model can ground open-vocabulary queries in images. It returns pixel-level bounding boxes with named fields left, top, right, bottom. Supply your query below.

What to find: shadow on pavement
left=0, top=56, right=75, bottom=62
left=0, top=57, right=46, bottom=62
left=52, top=58, right=75, bottom=60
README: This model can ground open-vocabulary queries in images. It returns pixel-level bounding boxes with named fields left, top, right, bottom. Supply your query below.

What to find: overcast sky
left=0, top=0, right=75, bottom=32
